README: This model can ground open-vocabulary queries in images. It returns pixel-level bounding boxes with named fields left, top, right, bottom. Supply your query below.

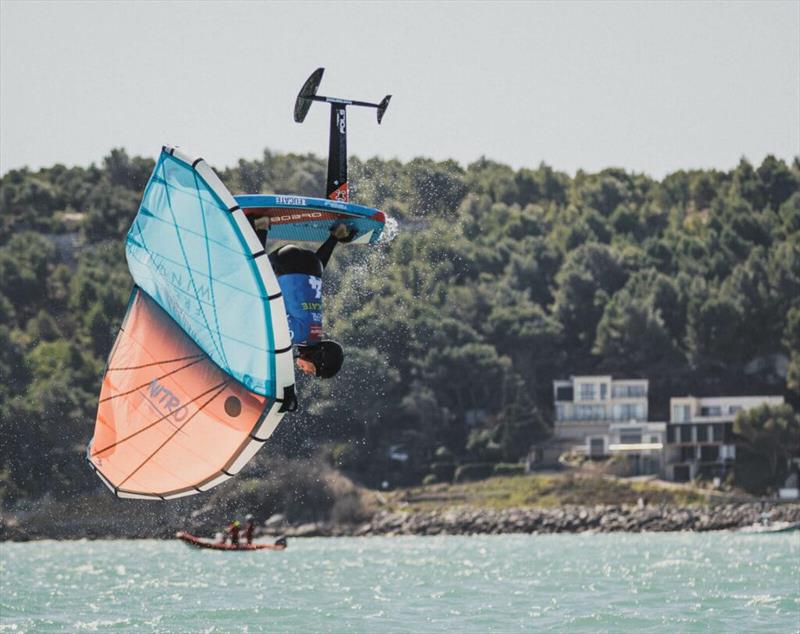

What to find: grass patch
left=378, top=473, right=712, bottom=512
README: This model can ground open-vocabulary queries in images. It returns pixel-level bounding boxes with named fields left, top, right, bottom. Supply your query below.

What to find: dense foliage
left=733, top=404, right=800, bottom=494
left=1, top=148, right=798, bottom=504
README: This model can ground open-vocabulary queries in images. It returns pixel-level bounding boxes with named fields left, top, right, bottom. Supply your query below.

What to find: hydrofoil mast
left=294, top=68, right=391, bottom=202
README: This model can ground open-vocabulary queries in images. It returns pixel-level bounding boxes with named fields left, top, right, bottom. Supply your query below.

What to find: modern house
left=553, top=375, right=649, bottom=455
left=521, top=376, right=665, bottom=475
left=665, top=395, right=785, bottom=482
left=528, top=378, right=790, bottom=483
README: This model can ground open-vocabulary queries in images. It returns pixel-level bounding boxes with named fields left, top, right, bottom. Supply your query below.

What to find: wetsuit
left=244, top=521, right=255, bottom=545
left=261, top=231, right=339, bottom=346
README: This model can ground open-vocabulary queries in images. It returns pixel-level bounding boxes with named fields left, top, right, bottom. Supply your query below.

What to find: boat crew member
left=244, top=514, right=255, bottom=545
left=225, top=519, right=240, bottom=545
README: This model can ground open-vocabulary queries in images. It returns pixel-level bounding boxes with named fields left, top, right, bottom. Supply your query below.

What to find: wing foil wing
left=88, top=146, right=294, bottom=498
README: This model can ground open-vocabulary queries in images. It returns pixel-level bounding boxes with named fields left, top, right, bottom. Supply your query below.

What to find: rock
left=264, top=513, right=286, bottom=527
left=287, top=522, right=321, bottom=537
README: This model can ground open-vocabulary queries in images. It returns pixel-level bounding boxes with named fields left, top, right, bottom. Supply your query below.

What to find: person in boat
left=225, top=519, right=241, bottom=546
left=253, top=219, right=354, bottom=381
left=244, top=514, right=255, bottom=545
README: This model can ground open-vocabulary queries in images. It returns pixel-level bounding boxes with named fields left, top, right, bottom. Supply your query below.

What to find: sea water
left=1, top=533, right=798, bottom=633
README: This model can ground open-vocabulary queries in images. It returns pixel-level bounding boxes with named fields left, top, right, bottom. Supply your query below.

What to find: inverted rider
left=254, top=217, right=355, bottom=382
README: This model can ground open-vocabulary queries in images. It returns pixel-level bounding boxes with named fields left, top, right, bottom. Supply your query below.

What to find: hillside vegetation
left=1, top=149, right=799, bottom=508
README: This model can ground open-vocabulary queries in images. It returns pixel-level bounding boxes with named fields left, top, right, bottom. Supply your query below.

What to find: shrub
left=430, top=462, right=456, bottom=482
left=329, top=443, right=359, bottom=470
left=422, top=474, right=438, bottom=486
left=493, top=463, right=525, bottom=477
left=454, top=462, right=495, bottom=482
left=330, top=492, right=368, bottom=525
left=435, top=446, right=454, bottom=460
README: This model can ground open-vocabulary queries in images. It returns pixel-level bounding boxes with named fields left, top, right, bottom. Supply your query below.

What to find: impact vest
left=277, top=273, right=323, bottom=345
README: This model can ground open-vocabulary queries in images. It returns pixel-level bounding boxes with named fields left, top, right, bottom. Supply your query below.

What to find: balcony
left=556, top=403, right=648, bottom=423
left=611, top=385, right=648, bottom=398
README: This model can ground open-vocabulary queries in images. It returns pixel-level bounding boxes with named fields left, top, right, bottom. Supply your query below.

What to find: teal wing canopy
left=126, top=146, right=294, bottom=400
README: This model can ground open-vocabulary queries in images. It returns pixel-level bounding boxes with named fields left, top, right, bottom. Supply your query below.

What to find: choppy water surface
left=1, top=532, right=798, bottom=632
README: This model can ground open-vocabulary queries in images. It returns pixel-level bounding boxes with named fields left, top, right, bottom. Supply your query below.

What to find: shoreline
left=3, top=502, right=799, bottom=541
left=275, top=502, right=800, bottom=538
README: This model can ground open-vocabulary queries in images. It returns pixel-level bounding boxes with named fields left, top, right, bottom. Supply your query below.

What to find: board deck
left=235, top=194, right=385, bottom=245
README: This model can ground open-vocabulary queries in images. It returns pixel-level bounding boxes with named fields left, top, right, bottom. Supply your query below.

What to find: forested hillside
left=1, top=149, right=798, bottom=504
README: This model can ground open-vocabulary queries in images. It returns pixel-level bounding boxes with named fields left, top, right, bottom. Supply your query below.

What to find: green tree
left=593, top=288, right=680, bottom=373
left=733, top=405, right=800, bottom=494
left=552, top=243, right=627, bottom=357
left=757, top=155, right=798, bottom=211
left=685, top=282, right=743, bottom=370
left=784, top=307, right=800, bottom=396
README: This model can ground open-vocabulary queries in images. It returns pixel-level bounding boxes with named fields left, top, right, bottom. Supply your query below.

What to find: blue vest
left=277, top=273, right=323, bottom=345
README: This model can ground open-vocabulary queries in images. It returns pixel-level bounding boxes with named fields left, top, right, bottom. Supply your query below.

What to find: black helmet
left=298, top=340, right=344, bottom=378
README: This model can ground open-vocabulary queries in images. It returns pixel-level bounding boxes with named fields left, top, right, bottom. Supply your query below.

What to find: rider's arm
left=255, top=217, right=285, bottom=272
left=253, top=216, right=271, bottom=247
left=316, top=223, right=355, bottom=269
left=315, top=235, right=338, bottom=270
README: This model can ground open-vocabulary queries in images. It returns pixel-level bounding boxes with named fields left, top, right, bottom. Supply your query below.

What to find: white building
left=540, top=376, right=666, bottom=475
left=553, top=375, right=649, bottom=449
left=665, top=395, right=785, bottom=482
left=606, top=421, right=667, bottom=475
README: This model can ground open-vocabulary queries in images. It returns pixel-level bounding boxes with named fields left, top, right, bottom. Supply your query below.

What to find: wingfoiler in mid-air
left=87, top=69, right=391, bottom=499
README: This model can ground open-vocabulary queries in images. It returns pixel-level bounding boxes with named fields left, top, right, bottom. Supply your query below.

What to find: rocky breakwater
left=348, top=503, right=800, bottom=536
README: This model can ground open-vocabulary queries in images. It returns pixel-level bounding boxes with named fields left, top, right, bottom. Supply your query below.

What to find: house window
left=615, top=403, right=645, bottom=421
left=680, top=426, right=693, bottom=443
left=680, top=446, right=696, bottom=462
left=700, top=445, right=719, bottom=462
left=667, top=426, right=676, bottom=443
left=672, top=405, right=690, bottom=423
left=555, top=386, right=573, bottom=402
left=576, top=405, right=606, bottom=420
left=649, top=435, right=660, bottom=444
left=613, top=385, right=647, bottom=398
left=713, top=424, right=725, bottom=442
left=700, top=406, right=722, bottom=416
left=729, top=405, right=742, bottom=415
left=579, top=383, right=596, bottom=401
left=619, top=428, right=642, bottom=444
left=589, top=437, right=605, bottom=456
left=696, top=425, right=708, bottom=442
left=673, top=465, right=691, bottom=482
left=600, top=383, right=607, bottom=401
